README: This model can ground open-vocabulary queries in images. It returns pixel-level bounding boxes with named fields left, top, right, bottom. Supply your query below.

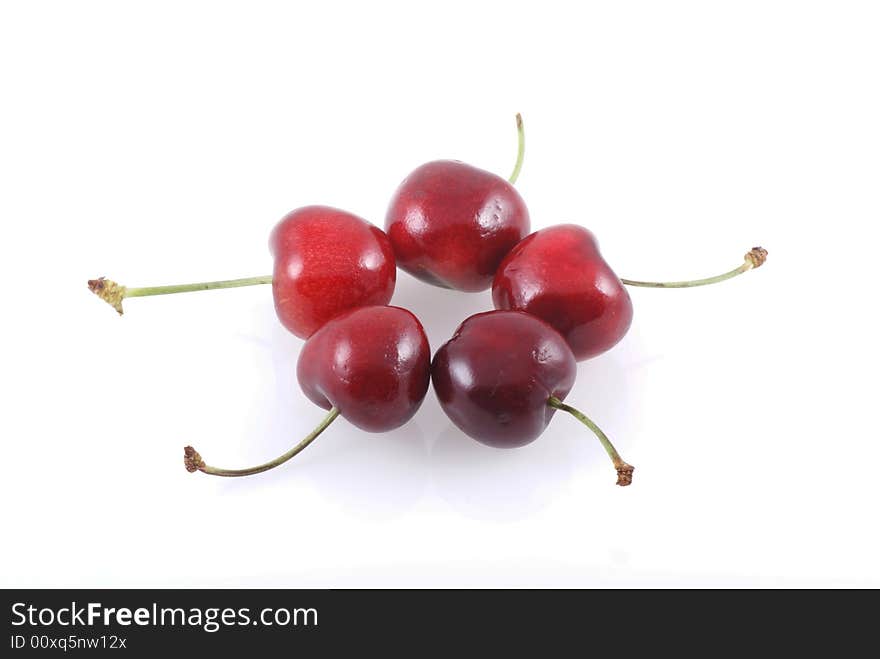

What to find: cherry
left=431, top=310, right=634, bottom=486
left=88, top=205, right=396, bottom=340
left=384, top=115, right=529, bottom=292
left=493, top=224, right=769, bottom=361
left=270, top=206, right=396, bottom=338
left=184, top=305, right=431, bottom=477
left=432, top=310, right=575, bottom=447
left=492, top=225, right=633, bottom=361
left=297, top=305, right=431, bottom=432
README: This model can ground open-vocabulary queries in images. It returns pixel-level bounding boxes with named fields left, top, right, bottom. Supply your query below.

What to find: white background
left=1, top=1, right=878, bottom=587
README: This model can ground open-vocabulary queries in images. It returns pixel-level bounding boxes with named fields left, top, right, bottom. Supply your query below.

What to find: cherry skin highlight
left=492, top=224, right=633, bottom=361
left=298, top=305, right=431, bottom=432
left=385, top=160, right=530, bottom=292
left=431, top=310, right=576, bottom=448
left=270, top=206, right=396, bottom=339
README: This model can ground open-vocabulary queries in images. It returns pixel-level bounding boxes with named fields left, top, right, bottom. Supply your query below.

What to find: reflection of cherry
left=431, top=310, right=634, bottom=486
left=88, top=205, right=396, bottom=340
left=384, top=115, right=529, bottom=292
left=185, top=306, right=431, bottom=478
left=494, top=224, right=769, bottom=361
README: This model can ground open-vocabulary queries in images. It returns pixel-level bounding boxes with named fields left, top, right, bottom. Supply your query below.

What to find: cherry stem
left=184, top=407, right=340, bottom=478
left=547, top=396, right=634, bottom=486
left=508, top=113, right=525, bottom=184
left=87, top=275, right=272, bottom=315
left=621, top=247, right=767, bottom=289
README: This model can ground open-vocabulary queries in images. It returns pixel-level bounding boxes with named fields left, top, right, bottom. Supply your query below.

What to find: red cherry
left=184, top=305, right=431, bottom=478
left=87, top=206, right=395, bottom=332
left=297, top=305, right=431, bottom=432
left=432, top=310, right=634, bottom=485
left=492, top=224, right=633, bottom=361
left=270, top=206, right=396, bottom=339
left=432, top=310, right=576, bottom=448
left=385, top=160, right=530, bottom=292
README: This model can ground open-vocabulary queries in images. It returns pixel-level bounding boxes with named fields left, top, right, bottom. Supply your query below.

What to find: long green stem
left=621, top=247, right=767, bottom=289
left=184, top=408, right=339, bottom=478
left=508, top=113, right=525, bottom=184
left=547, top=396, right=634, bottom=486
left=87, top=275, right=272, bottom=315
left=126, top=276, right=272, bottom=297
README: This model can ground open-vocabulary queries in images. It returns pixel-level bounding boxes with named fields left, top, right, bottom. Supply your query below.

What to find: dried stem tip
left=616, top=463, right=635, bottom=486
left=183, top=446, right=205, bottom=473
left=88, top=277, right=127, bottom=315
left=745, top=246, right=768, bottom=269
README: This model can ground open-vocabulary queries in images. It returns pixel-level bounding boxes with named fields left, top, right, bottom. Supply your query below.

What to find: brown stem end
left=745, top=247, right=768, bottom=269
left=515, top=112, right=523, bottom=129
left=88, top=277, right=126, bottom=315
left=184, top=446, right=205, bottom=473
left=616, top=463, right=634, bottom=486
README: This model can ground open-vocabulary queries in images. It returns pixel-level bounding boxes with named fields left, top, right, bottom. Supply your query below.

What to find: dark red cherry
left=270, top=206, right=396, bottom=339
left=385, top=160, right=530, bottom=292
left=492, top=224, right=633, bottom=361
left=431, top=310, right=576, bottom=448
left=431, top=310, right=634, bottom=485
left=298, top=305, right=431, bottom=432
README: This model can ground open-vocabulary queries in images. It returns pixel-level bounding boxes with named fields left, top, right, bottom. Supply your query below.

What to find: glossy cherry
left=492, top=224, right=633, bottom=361
left=271, top=206, right=396, bottom=338
left=297, top=305, right=431, bottom=432
left=87, top=206, right=396, bottom=340
left=432, top=310, right=576, bottom=448
left=432, top=310, right=634, bottom=485
left=184, top=305, right=431, bottom=477
left=385, top=161, right=530, bottom=292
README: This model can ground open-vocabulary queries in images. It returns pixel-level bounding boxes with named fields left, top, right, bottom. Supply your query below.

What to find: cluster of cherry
left=89, top=116, right=766, bottom=486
